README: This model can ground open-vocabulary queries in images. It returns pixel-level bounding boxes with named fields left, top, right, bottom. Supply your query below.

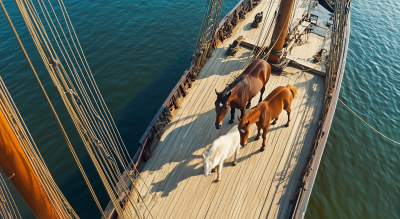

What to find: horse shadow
left=194, top=47, right=254, bottom=81
left=146, top=100, right=292, bottom=198
left=147, top=105, right=244, bottom=197
left=261, top=81, right=323, bottom=219
left=141, top=61, right=320, bottom=200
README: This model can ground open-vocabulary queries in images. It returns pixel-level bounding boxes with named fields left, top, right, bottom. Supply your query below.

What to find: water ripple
left=307, top=1, right=400, bottom=218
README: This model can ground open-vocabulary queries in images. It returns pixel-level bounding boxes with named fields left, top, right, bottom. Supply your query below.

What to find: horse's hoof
left=233, top=161, right=237, bottom=166
left=255, top=136, right=260, bottom=140
left=260, top=147, right=265, bottom=152
left=215, top=178, right=220, bottom=182
left=271, top=122, right=277, bottom=125
left=229, top=120, right=235, bottom=124
left=285, top=124, right=290, bottom=127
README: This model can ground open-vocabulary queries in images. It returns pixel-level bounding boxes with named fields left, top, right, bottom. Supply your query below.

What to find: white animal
left=203, top=125, right=241, bottom=182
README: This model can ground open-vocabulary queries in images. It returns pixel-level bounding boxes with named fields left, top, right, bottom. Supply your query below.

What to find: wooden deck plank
left=137, top=1, right=284, bottom=216
left=223, top=70, right=307, bottom=219
left=234, top=71, right=316, bottom=219
left=258, top=73, right=324, bottom=219
left=153, top=52, right=250, bottom=218
left=121, top=0, right=329, bottom=218
left=141, top=45, right=234, bottom=180
left=269, top=76, right=325, bottom=219
left=179, top=75, right=284, bottom=219
left=143, top=51, right=248, bottom=218
left=133, top=46, right=236, bottom=218
left=125, top=72, right=325, bottom=219
left=140, top=43, right=255, bottom=217
left=208, top=76, right=290, bottom=219
left=197, top=75, right=286, bottom=219
left=172, top=85, right=271, bottom=219
left=286, top=33, right=325, bottom=75
left=249, top=72, right=317, bottom=219
left=180, top=56, right=265, bottom=219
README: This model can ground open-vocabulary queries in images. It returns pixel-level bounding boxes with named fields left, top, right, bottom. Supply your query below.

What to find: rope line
left=0, top=1, right=107, bottom=218
left=7, top=0, right=155, bottom=217
left=224, top=0, right=282, bottom=86
left=0, top=173, right=22, bottom=219
left=0, top=76, right=79, bottom=218
left=338, top=98, right=400, bottom=145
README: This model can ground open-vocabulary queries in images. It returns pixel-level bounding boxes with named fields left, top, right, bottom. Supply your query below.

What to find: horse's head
left=214, top=89, right=231, bottom=129
left=238, top=116, right=250, bottom=147
left=202, top=150, right=212, bottom=177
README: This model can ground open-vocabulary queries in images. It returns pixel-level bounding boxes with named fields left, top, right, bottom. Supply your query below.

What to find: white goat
left=203, top=125, right=241, bottom=182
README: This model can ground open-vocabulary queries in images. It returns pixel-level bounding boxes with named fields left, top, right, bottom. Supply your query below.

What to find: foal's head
left=237, top=116, right=250, bottom=147
left=214, top=89, right=231, bottom=129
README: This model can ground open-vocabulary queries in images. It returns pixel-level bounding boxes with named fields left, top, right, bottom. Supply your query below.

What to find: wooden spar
left=0, top=107, right=60, bottom=219
left=268, top=0, right=295, bottom=63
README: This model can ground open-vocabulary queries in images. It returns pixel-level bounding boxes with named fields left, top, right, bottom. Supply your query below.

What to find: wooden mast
left=0, top=107, right=60, bottom=219
left=268, top=0, right=296, bottom=63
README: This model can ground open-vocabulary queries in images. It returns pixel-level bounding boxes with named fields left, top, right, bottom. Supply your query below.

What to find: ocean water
left=307, top=0, right=400, bottom=218
left=0, top=0, right=399, bottom=218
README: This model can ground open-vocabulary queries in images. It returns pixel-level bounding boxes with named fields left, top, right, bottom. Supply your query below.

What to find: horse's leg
left=259, top=86, right=265, bottom=103
left=233, top=147, right=239, bottom=166
left=240, top=108, right=245, bottom=119
left=255, top=126, right=261, bottom=140
left=229, top=107, right=235, bottom=124
left=285, top=108, right=291, bottom=127
left=246, top=98, right=252, bottom=109
left=284, top=101, right=292, bottom=127
left=271, top=117, right=278, bottom=125
left=260, top=126, right=269, bottom=152
left=216, top=162, right=223, bottom=182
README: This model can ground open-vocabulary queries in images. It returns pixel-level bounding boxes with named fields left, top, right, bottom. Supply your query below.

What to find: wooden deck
left=286, top=2, right=332, bottom=75
left=121, top=1, right=328, bottom=219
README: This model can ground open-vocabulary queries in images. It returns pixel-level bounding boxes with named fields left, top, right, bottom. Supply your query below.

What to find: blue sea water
left=0, top=0, right=399, bottom=218
left=307, top=0, right=400, bottom=218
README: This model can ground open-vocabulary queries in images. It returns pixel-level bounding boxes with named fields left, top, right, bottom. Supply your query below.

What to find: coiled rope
left=338, top=98, right=400, bottom=145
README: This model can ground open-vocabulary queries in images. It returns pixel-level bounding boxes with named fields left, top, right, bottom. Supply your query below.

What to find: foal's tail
left=286, top=84, right=297, bottom=98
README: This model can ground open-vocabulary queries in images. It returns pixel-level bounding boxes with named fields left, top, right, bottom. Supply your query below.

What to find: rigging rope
left=234, top=0, right=308, bottom=87
left=0, top=173, right=22, bottom=219
left=288, top=0, right=300, bottom=33
left=193, top=0, right=225, bottom=73
left=6, top=0, right=155, bottom=218
left=242, top=0, right=280, bottom=68
left=226, top=0, right=293, bottom=86
left=223, top=0, right=282, bottom=87
left=0, top=77, right=78, bottom=219
left=0, top=1, right=104, bottom=218
left=338, top=98, right=400, bottom=145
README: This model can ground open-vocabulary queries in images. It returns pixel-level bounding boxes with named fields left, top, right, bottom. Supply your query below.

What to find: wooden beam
left=268, top=0, right=296, bottom=63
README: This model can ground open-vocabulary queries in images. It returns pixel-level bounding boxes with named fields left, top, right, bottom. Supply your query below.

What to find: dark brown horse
left=237, top=84, right=297, bottom=151
left=214, top=59, right=271, bottom=129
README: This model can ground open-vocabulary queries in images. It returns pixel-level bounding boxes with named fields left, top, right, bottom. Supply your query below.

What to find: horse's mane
left=217, top=75, right=246, bottom=102
left=225, top=75, right=245, bottom=92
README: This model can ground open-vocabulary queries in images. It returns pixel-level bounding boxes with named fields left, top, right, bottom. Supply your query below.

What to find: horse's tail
left=286, top=84, right=297, bottom=98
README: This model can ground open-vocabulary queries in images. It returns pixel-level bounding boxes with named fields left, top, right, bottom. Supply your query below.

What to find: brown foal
left=237, top=84, right=297, bottom=151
